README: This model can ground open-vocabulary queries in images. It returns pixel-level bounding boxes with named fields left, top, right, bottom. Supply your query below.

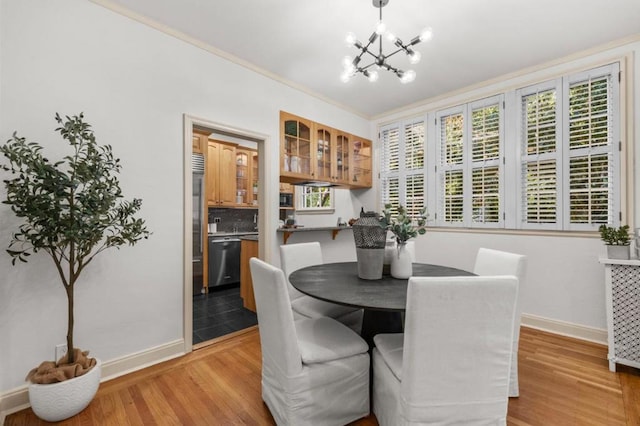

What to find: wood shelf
left=277, top=226, right=351, bottom=244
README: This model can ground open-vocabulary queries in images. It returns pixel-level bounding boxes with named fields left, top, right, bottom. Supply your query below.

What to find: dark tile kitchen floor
left=192, top=284, right=258, bottom=345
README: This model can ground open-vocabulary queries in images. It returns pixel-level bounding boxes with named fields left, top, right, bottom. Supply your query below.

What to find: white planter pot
left=607, top=245, right=630, bottom=260
left=391, top=243, right=413, bottom=279
left=29, top=358, right=101, bottom=422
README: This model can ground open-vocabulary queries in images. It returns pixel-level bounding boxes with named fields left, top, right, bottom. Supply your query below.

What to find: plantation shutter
left=565, top=64, right=619, bottom=230
left=437, top=109, right=464, bottom=225
left=404, top=121, right=425, bottom=220
left=470, top=98, right=503, bottom=226
left=519, top=83, right=561, bottom=229
left=380, top=124, right=400, bottom=214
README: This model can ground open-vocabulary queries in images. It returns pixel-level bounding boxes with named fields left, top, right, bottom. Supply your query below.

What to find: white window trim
left=435, top=95, right=504, bottom=228
left=294, top=186, right=335, bottom=214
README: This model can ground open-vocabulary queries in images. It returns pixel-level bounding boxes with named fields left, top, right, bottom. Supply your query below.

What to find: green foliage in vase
left=380, top=203, right=428, bottom=244
left=598, top=224, right=630, bottom=246
left=1, top=113, right=151, bottom=366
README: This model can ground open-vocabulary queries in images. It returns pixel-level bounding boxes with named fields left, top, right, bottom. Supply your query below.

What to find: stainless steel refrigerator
left=192, top=153, right=205, bottom=295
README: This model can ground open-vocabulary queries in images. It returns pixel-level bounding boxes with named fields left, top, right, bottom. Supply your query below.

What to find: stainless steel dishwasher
left=208, top=236, right=241, bottom=288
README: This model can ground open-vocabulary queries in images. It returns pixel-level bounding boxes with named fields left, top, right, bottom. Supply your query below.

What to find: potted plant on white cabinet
left=1, top=113, right=150, bottom=421
left=599, top=224, right=631, bottom=260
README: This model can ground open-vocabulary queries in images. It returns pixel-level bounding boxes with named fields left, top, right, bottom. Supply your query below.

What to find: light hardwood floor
left=5, top=326, right=640, bottom=425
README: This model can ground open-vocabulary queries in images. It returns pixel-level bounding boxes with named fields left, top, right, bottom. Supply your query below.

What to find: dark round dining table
left=289, top=261, right=475, bottom=346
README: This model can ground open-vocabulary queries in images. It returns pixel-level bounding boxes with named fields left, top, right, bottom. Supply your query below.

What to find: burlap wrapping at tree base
left=352, top=211, right=386, bottom=280
left=26, top=348, right=97, bottom=384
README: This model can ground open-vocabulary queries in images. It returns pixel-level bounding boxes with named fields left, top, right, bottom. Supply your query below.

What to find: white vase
left=29, top=358, right=101, bottom=422
left=391, top=243, right=413, bottom=279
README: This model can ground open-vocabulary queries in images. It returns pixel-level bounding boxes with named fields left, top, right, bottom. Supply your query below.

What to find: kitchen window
left=296, top=186, right=334, bottom=213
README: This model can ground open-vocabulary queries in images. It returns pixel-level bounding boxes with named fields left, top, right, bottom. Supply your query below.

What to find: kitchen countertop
left=240, top=235, right=259, bottom=241
left=208, top=231, right=258, bottom=237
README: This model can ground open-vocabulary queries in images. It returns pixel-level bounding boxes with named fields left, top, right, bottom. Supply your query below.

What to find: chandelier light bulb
left=408, top=51, right=421, bottom=64
left=386, top=31, right=397, bottom=43
left=419, top=27, right=433, bottom=42
left=400, top=70, right=416, bottom=84
left=340, top=71, right=352, bottom=83
left=345, top=32, right=358, bottom=46
left=367, top=70, right=379, bottom=82
left=375, top=20, right=386, bottom=35
left=342, top=55, right=353, bottom=68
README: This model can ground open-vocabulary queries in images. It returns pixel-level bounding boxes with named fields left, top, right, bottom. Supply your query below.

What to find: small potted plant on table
left=381, top=204, right=428, bottom=279
left=599, top=224, right=631, bottom=260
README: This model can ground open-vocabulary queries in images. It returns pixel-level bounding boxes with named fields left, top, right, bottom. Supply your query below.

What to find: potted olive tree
left=599, top=224, right=631, bottom=260
left=1, top=113, right=150, bottom=421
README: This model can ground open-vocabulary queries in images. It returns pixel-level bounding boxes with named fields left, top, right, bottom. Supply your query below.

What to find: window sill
left=424, top=226, right=599, bottom=239
left=295, top=209, right=335, bottom=215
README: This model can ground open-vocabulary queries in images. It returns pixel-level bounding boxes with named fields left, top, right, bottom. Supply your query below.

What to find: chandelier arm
left=383, top=48, right=406, bottom=59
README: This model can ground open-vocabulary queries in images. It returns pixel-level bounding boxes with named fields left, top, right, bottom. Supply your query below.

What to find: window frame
left=377, top=62, right=623, bottom=233
left=295, top=185, right=335, bottom=213
left=379, top=119, right=426, bottom=218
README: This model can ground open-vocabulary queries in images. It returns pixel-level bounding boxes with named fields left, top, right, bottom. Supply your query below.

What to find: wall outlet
left=213, top=217, right=221, bottom=223
left=55, top=343, right=68, bottom=361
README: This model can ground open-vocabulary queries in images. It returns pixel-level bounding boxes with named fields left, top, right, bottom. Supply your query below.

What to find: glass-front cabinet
left=235, top=150, right=250, bottom=205
left=315, top=125, right=333, bottom=182
left=351, top=137, right=372, bottom=188
left=251, top=150, right=259, bottom=206
left=279, top=111, right=372, bottom=189
left=235, top=148, right=259, bottom=207
left=334, top=131, right=351, bottom=185
left=281, top=112, right=313, bottom=179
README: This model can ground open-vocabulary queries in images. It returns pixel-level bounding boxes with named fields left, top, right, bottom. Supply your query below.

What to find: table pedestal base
left=361, top=310, right=403, bottom=348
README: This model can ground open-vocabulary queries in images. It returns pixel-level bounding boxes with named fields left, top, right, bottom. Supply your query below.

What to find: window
left=435, top=95, right=504, bottom=228
left=517, top=63, right=620, bottom=231
left=295, top=186, right=334, bottom=212
left=378, top=62, right=621, bottom=232
left=380, top=120, right=425, bottom=219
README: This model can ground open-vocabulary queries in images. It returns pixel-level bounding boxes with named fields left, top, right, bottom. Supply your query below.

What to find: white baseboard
left=521, top=313, right=607, bottom=345
left=0, top=339, right=185, bottom=421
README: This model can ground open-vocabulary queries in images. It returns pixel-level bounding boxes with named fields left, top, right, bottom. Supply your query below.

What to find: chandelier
left=341, top=0, right=432, bottom=84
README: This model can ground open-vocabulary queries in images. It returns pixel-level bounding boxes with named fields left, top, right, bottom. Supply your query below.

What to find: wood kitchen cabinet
left=236, top=148, right=259, bottom=207
left=240, top=238, right=258, bottom=312
left=192, top=131, right=207, bottom=154
left=350, top=136, right=372, bottom=188
left=250, top=150, right=259, bottom=206
left=281, top=112, right=314, bottom=180
left=279, top=111, right=372, bottom=189
left=207, top=140, right=237, bottom=206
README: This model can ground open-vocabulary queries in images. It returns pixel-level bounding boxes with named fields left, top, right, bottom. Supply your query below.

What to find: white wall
left=0, top=0, right=371, bottom=393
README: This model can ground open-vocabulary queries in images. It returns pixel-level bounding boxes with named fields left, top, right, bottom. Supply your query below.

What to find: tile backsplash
left=208, top=208, right=258, bottom=233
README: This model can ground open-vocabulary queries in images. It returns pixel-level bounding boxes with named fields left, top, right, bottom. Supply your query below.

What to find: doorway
left=183, top=114, right=270, bottom=352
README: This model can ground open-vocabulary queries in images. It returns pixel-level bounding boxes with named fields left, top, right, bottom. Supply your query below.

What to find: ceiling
left=99, top=0, right=640, bottom=118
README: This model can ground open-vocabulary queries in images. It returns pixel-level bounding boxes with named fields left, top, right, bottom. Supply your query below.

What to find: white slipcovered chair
left=280, top=242, right=363, bottom=333
left=249, top=257, right=370, bottom=426
left=474, top=248, right=527, bottom=397
left=372, top=276, right=518, bottom=426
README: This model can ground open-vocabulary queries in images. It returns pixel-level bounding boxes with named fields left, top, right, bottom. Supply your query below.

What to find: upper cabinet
left=207, top=140, right=237, bottom=206
left=281, top=112, right=314, bottom=179
left=279, top=111, right=372, bottom=189
left=236, top=148, right=259, bottom=207
left=193, top=131, right=207, bottom=154
left=350, top=136, right=372, bottom=188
